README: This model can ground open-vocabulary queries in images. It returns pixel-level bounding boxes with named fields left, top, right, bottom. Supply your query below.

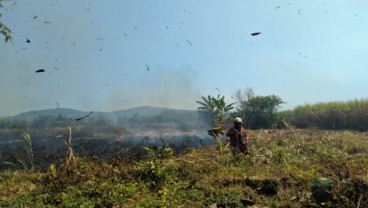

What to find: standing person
left=226, top=117, right=249, bottom=154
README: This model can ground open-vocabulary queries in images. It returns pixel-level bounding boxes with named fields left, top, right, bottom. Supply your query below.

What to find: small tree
left=235, top=89, right=284, bottom=129
left=0, top=0, right=12, bottom=42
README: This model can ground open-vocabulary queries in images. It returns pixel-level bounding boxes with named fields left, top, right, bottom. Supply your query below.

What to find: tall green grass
left=281, top=98, right=368, bottom=131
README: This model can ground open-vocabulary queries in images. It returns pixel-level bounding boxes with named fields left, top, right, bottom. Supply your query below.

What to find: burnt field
left=0, top=125, right=214, bottom=170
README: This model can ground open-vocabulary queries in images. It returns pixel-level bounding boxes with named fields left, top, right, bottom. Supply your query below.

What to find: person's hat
left=234, top=117, right=242, bottom=123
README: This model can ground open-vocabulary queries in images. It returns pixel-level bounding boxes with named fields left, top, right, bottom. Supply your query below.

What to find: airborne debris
left=75, top=111, right=93, bottom=121
left=187, top=39, right=193, bottom=46
left=251, top=32, right=261, bottom=36
left=145, top=64, right=150, bottom=71
left=49, top=134, right=63, bottom=142
left=35, top=69, right=45, bottom=73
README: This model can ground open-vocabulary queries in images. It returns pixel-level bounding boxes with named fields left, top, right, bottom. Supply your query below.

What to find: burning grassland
left=120, top=129, right=213, bottom=148
left=0, top=125, right=214, bottom=170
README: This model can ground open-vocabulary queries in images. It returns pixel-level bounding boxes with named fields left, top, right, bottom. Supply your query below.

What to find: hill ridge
left=4, top=106, right=198, bottom=121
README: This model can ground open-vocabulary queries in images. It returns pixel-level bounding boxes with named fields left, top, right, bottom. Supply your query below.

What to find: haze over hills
left=113, top=106, right=198, bottom=118
left=4, top=106, right=201, bottom=121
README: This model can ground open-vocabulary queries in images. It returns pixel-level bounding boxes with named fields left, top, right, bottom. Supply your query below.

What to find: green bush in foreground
left=311, top=177, right=333, bottom=204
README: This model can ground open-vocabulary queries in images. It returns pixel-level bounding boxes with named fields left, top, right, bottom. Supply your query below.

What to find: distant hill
left=4, top=106, right=200, bottom=121
left=112, top=106, right=197, bottom=118
left=8, top=108, right=108, bottom=121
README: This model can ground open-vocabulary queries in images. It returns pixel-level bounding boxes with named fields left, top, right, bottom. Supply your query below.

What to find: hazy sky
left=1, top=0, right=367, bottom=117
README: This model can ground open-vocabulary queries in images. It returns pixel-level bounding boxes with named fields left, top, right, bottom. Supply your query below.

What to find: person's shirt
left=226, top=127, right=248, bottom=143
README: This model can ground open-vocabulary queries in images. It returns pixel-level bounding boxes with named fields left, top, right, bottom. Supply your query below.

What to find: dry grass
left=0, top=129, right=367, bottom=207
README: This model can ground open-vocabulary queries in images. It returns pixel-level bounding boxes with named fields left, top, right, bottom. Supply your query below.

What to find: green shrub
left=206, top=188, right=245, bottom=208
left=311, top=177, right=333, bottom=204
left=346, top=146, right=366, bottom=155
left=135, top=146, right=174, bottom=191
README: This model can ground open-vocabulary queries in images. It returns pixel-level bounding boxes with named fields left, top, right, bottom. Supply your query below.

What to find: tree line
left=197, top=88, right=368, bottom=131
left=1, top=92, right=367, bottom=131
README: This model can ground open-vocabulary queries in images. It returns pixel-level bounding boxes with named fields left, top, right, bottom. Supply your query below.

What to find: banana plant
left=212, top=95, right=235, bottom=124
left=196, top=95, right=235, bottom=125
left=197, top=95, right=236, bottom=155
left=196, top=95, right=217, bottom=125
